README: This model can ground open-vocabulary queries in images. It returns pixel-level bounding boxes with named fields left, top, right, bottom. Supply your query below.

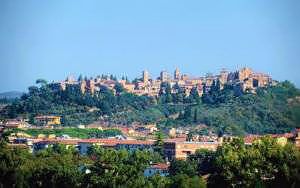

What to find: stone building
left=47, top=67, right=274, bottom=97
left=86, top=79, right=95, bottom=94
left=80, top=80, right=86, bottom=94
left=160, top=71, right=170, bottom=82
left=163, top=141, right=219, bottom=160
left=174, top=68, right=181, bottom=80
left=238, top=67, right=253, bottom=82
left=218, top=69, right=229, bottom=89
left=34, top=116, right=61, bottom=126
left=143, top=70, right=150, bottom=84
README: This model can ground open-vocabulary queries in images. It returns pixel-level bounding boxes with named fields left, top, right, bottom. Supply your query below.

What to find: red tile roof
left=150, top=163, right=169, bottom=170
left=244, top=133, right=295, bottom=144
left=35, top=115, right=60, bottom=119
left=78, top=139, right=154, bottom=145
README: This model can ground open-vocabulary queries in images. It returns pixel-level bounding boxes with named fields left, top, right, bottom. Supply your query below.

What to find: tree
left=193, top=108, right=198, bottom=123
left=189, top=149, right=216, bottom=175
left=114, top=83, right=124, bottom=95
left=208, top=137, right=300, bottom=187
left=183, top=106, right=192, bottom=122
left=154, top=131, right=164, bottom=157
left=28, top=86, right=39, bottom=96
left=172, top=83, right=186, bottom=103
left=36, top=79, right=48, bottom=86
left=190, top=87, right=200, bottom=104
left=187, top=132, right=193, bottom=141
left=78, top=74, right=83, bottom=81
left=169, top=159, right=197, bottom=176
left=171, top=174, right=206, bottom=188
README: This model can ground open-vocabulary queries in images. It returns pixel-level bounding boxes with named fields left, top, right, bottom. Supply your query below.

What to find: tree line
left=0, top=136, right=299, bottom=187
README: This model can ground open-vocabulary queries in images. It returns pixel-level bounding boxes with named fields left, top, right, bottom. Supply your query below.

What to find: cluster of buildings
left=9, top=136, right=220, bottom=160
left=49, top=75, right=117, bottom=95
left=49, top=67, right=275, bottom=97
left=0, top=115, right=61, bottom=128
left=129, top=67, right=275, bottom=96
left=3, top=127, right=300, bottom=177
left=5, top=128, right=300, bottom=160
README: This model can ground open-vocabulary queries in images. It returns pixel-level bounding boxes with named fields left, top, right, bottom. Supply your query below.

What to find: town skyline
left=0, top=65, right=293, bottom=93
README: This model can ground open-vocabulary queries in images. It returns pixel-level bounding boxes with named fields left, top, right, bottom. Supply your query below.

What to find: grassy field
left=11, top=128, right=122, bottom=139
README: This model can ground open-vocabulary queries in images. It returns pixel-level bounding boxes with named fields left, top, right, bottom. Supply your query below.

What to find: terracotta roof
left=244, top=135, right=260, bottom=144
left=150, top=163, right=169, bottom=170
left=270, top=133, right=294, bottom=139
left=118, top=140, right=154, bottom=145
left=36, top=139, right=81, bottom=145
left=78, top=139, right=154, bottom=145
left=35, top=115, right=60, bottom=119
left=164, top=137, right=187, bottom=142
left=244, top=133, right=295, bottom=144
left=78, top=138, right=119, bottom=144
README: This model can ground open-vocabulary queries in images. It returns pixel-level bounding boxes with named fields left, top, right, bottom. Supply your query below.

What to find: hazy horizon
left=1, top=0, right=300, bottom=92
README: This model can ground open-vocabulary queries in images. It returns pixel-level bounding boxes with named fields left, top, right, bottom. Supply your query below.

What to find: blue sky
left=0, top=0, right=300, bottom=92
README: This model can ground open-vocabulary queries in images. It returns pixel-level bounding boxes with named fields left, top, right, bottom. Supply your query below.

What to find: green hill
left=1, top=81, right=300, bottom=135
left=0, top=91, right=23, bottom=99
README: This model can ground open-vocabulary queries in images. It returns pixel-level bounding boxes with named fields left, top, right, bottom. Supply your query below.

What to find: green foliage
left=171, top=174, right=206, bottom=188
left=1, top=137, right=299, bottom=187
left=178, top=81, right=300, bottom=135
left=85, top=146, right=163, bottom=187
left=154, top=131, right=165, bottom=157
left=189, top=149, right=216, bottom=175
left=208, top=137, right=300, bottom=187
left=1, top=82, right=157, bottom=126
left=169, top=159, right=197, bottom=177
left=0, top=142, right=84, bottom=188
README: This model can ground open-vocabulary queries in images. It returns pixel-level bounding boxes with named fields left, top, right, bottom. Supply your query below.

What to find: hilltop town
left=49, top=67, right=277, bottom=97
left=1, top=66, right=300, bottom=162
left=1, top=68, right=300, bottom=188
left=1, top=66, right=300, bottom=136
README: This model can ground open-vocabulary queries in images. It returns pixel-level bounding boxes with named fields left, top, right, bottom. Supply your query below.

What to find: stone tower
left=238, top=67, right=253, bottom=81
left=160, top=71, right=170, bottom=82
left=174, top=68, right=180, bottom=80
left=142, top=70, right=149, bottom=84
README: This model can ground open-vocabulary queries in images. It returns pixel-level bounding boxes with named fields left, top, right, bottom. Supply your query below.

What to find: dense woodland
left=0, top=136, right=299, bottom=187
left=1, top=79, right=300, bottom=135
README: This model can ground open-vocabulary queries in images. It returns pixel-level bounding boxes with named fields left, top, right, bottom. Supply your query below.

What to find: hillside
left=1, top=81, right=300, bottom=135
left=0, top=91, right=23, bottom=99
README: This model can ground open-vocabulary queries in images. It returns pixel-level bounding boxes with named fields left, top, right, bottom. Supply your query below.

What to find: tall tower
left=160, top=71, right=169, bottom=82
left=87, top=79, right=95, bottom=94
left=142, top=70, right=149, bottom=83
left=219, top=69, right=229, bottom=84
left=174, top=68, right=180, bottom=80
left=80, top=80, right=86, bottom=94
left=238, top=67, right=253, bottom=81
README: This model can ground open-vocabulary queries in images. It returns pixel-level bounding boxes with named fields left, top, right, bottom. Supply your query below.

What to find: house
left=34, top=115, right=61, bottom=126
left=78, top=139, right=154, bottom=155
left=33, top=140, right=52, bottom=151
left=33, top=139, right=79, bottom=152
left=244, top=133, right=295, bottom=146
left=293, top=128, right=300, bottom=148
left=144, top=163, right=170, bottom=177
left=163, top=141, right=219, bottom=160
left=4, top=119, right=29, bottom=128
left=115, top=140, right=154, bottom=151
left=78, top=139, right=119, bottom=155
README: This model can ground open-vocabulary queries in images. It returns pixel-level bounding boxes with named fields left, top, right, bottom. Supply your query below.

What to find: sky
left=0, top=0, right=300, bottom=92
